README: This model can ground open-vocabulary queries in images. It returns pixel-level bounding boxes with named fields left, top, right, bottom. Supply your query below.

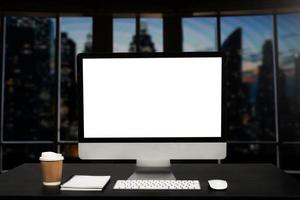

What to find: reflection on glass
left=223, top=144, right=276, bottom=164
left=138, top=18, right=163, bottom=52
left=4, top=16, right=56, bottom=141
left=113, top=18, right=136, bottom=52
left=277, top=14, right=300, bottom=141
left=182, top=17, right=217, bottom=52
left=3, top=144, right=55, bottom=170
left=60, top=144, right=79, bottom=161
left=60, top=17, right=93, bottom=140
left=221, top=16, right=275, bottom=141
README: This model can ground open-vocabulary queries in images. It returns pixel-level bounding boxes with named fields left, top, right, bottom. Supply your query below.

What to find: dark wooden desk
left=0, top=163, right=300, bottom=199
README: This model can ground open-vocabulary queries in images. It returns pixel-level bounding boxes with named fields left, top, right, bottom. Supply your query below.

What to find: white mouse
left=208, top=179, right=228, bottom=190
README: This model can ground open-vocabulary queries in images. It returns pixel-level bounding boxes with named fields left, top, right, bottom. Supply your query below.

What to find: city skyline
left=61, top=17, right=93, bottom=54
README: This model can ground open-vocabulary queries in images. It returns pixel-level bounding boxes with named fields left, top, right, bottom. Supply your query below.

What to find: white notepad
left=60, top=175, right=111, bottom=191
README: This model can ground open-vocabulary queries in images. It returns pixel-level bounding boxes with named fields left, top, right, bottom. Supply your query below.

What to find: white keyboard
left=113, top=180, right=201, bottom=190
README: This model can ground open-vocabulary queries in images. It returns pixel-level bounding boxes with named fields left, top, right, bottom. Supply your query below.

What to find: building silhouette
left=280, top=54, right=300, bottom=140
left=277, top=69, right=295, bottom=140
left=129, top=22, right=156, bottom=52
left=256, top=40, right=276, bottom=140
left=61, top=32, right=77, bottom=140
left=61, top=31, right=93, bottom=141
left=221, top=28, right=247, bottom=140
left=295, top=55, right=300, bottom=115
left=84, top=33, right=92, bottom=53
left=293, top=55, right=300, bottom=139
left=4, top=17, right=56, bottom=141
left=275, top=52, right=300, bottom=140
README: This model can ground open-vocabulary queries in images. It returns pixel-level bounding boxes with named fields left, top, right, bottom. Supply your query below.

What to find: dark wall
left=1, top=0, right=300, bottom=13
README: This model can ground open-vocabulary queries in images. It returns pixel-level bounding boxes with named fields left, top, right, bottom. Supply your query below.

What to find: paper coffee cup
left=40, top=152, right=64, bottom=186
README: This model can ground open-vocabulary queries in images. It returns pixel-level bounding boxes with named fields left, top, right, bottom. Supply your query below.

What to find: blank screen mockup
left=82, top=57, right=222, bottom=138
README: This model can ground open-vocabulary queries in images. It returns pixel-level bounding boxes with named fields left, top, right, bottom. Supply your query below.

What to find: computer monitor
left=78, top=53, right=226, bottom=180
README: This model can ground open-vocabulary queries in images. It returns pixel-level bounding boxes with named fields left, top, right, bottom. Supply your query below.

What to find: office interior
left=0, top=0, right=300, bottom=179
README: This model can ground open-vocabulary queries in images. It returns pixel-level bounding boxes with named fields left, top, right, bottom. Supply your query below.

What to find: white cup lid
left=39, top=151, right=64, bottom=161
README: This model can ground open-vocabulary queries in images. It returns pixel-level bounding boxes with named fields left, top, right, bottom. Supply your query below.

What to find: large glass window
left=113, top=18, right=136, bottom=52
left=60, top=17, right=93, bottom=141
left=182, top=17, right=217, bottom=52
left=1, top=12, right=300, bottom=173
left=221, top=15, right=276, bottom=141
left=277, top=13, right=300, bottom=141
left=3, top=16, right=57, bottom=141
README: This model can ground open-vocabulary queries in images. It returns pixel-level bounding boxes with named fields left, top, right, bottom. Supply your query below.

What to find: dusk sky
left=113, top=18, right=136, bottom=52
left=182, top=17, right=217, bottom=52
left=277, top=13, right=300, bottom=60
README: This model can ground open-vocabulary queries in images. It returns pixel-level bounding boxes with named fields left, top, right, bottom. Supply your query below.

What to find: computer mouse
left=208, top=179, right=228, bottom=190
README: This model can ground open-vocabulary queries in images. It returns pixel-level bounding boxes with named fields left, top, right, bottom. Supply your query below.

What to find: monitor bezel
left=77, top=52, right=226, bottom=143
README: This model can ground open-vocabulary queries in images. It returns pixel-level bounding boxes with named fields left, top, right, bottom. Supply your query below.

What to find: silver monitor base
left=128, top=167, right=176, bottom=180
left=128, top=159, right=176, bottom=180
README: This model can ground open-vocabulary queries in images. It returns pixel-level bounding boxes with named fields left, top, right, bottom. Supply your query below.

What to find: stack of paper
left=60, top=175, right=111, bottom=191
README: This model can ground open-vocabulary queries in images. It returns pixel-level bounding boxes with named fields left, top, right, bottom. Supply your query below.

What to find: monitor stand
left=128, top=159, right=176, bottom=180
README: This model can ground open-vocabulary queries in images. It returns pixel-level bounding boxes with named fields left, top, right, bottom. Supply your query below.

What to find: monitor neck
left=128, top=159, right=176, bottom=180
left=136, top=159, right=171, bottom=168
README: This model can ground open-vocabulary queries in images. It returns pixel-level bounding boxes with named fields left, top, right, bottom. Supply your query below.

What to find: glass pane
left=140, top=18, right=163, bottom=52
left=221, top=16, right=276, bottom=141
left=3, top=144, right=55, bottom=170
left=60, top=144, right=79, bottom=161
left=223, top=144, right=277, bottom=164
left=113, top=18, right=136, bottom=52
left=60, top=17, right=93, bottom=140
left=277, top=14, right=300, bottom=141
left=280, top=144, right=300, bottom=170
left=4, top=16, right=56, bottom=141
left=182, top=17, right=217, bottom=52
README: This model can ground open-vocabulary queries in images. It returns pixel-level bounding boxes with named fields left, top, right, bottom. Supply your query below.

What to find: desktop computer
left=77, top=53, right=226, bottom=186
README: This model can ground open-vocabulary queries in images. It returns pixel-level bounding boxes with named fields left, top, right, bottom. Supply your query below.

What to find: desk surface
left=0, top=163, right=300, bottom=199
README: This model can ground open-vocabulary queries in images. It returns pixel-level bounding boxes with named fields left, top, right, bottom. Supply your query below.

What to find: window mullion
left=56, top=16, right=61, bottom=145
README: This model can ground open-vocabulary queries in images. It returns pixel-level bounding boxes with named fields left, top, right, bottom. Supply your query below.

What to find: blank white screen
left=83, top=57, right=222, bottom=138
